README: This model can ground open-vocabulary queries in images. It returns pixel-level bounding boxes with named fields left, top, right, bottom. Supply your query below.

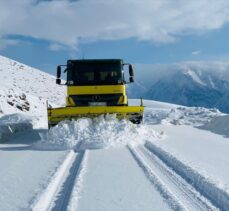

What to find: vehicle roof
left=67, top=59, right=123, bottom=64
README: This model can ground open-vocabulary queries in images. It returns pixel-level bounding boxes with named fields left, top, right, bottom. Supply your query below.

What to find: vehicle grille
left=70, top=94, right=123, bottom=106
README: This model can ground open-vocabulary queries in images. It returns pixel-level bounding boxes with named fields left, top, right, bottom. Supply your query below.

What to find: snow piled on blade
left=35, top=115, right=162, bottom=150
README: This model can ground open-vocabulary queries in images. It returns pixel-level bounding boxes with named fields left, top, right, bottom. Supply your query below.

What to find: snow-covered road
left=32, top=147, right=172, bottom=211
left=33, top=150, right=87, bottom=211
left=0, top=130, right=67, bottom=210
left=0, top=129, right=227, bottom=210
left=1, top=101, right=229, bottom=210
left=0, top=128, right=228, bottom=211
left=129, top=145, right=218, bottom=210
left=76, top=147, right=171, bottom=211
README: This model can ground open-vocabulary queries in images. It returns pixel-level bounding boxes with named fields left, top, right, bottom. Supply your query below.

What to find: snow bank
left=200, top=115, right=229, bottom=137
left=145, top=106, right=222, bottom=126
left=135, top=99, right=179, bottom=109
left=35, top=115, right=163, bottom=150
left=163, top=107, right=221, bottom=126
left=0, top=114, right=33, bottom=142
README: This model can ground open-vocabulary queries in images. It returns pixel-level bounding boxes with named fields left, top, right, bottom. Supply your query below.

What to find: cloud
left=0, top=0, right=229, bottom=49
left=0, top=38, right=26, bottom=50
left=192, top=51, right=201, bottom=55
left=49, top=43, right=66, bottom=51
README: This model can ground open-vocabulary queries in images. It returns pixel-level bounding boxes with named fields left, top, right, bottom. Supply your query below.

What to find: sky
left=0, top=0, right=229, bottom=75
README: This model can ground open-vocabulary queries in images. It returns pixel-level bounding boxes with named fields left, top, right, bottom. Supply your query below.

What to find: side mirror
left=130, top=77, right=134, bottom=83
left=129, top=65, right=134, bottom=77
left=57, top=66, right=61, bottom=78
left=56, top=78, right=61, bottom=85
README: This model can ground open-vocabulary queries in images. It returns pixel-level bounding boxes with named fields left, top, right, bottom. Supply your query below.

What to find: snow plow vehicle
left=47, top=59, right=144, bottom=128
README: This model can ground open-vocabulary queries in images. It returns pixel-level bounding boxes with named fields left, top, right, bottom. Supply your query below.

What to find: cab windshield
left=67, top=62, right=123, bottom=86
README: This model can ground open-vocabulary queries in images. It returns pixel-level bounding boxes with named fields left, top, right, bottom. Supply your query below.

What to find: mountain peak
left=182, top=68, right=207, bottom=87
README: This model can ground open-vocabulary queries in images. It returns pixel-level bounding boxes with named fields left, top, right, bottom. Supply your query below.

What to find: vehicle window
left=67, top=63, right=122, bottom=85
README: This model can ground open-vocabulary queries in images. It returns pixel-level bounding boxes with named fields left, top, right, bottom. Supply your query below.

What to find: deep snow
left=0, top=100, right=229, bottom=210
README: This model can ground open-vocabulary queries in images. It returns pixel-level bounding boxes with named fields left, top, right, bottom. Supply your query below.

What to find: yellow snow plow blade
left=48, top=106, right=144, bottom=128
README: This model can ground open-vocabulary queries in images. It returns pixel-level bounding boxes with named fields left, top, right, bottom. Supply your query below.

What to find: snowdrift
left=200, top=115, right=229, bottom=137
left=0, top=114, right=33, bottom=142
left=143, top=102, right=222, bottom=126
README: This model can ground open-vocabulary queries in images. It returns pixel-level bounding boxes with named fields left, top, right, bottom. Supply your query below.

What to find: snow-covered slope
left=128, top=62, right=229, bottom=113
left=0, top=55, right=66, bottom=117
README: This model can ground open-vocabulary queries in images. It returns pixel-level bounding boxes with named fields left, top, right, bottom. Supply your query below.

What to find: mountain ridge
left=128, top=62, right=229, bottom=113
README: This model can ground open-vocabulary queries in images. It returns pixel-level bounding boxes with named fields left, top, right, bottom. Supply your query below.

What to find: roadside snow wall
left=200, top=115, right=229, bottom=137
left=0, top=114, right=33, bottom=142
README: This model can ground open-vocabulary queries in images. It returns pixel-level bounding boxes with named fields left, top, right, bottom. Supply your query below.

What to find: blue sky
left=0, top=0, right=229, bottom=75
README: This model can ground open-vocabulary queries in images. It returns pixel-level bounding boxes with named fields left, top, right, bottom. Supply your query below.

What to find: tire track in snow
left=128, top=145, right=184, bottom=211
left=145, top=141, right=229, bottom=211
left=128, top=145, right=218, bottom=211
left=32, top=149, right=87, bottom=211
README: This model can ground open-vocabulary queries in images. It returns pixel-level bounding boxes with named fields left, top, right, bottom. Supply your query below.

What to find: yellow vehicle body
left=66, top=85, right=128, bottom=106
left=48, top=59, right=144, bottom=128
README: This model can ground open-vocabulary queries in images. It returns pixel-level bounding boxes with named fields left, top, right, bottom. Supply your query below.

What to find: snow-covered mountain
left=0, top=55, right=66, bottom=116
left=128, top=62, right=229, bottom=113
